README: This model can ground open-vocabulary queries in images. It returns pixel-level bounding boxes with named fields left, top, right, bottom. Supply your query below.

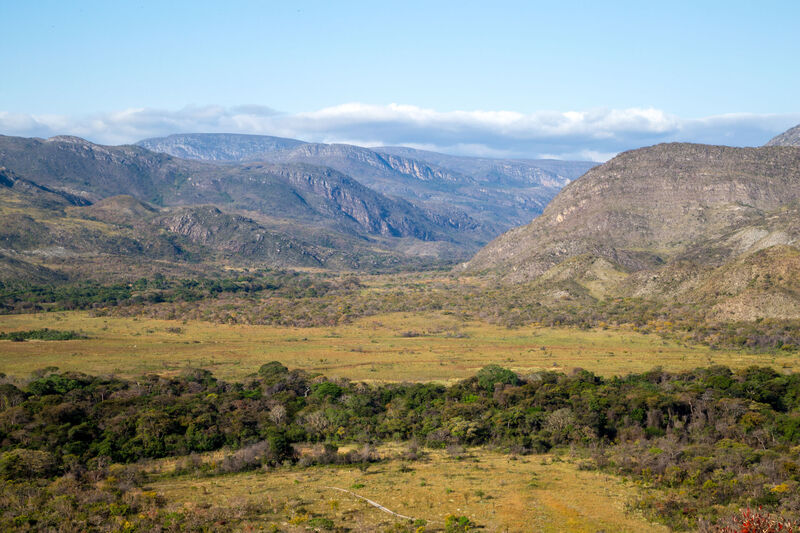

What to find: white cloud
left=1, top=104, right=798, bottom=161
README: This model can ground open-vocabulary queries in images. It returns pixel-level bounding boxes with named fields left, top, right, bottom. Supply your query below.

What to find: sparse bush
left=307, top=516, right=335, bottom=530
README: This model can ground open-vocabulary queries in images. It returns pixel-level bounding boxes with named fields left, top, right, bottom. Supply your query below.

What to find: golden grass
left=1, top=310, right=796, bottom=382
left=149, top=446, right=669, bottom=532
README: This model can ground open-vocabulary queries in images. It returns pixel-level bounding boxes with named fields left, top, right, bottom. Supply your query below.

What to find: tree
left=476, top=365, right=518, bottom=392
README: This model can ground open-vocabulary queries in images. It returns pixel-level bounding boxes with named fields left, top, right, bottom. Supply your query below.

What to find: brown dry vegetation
left=2, top=311, right=797, bottom=382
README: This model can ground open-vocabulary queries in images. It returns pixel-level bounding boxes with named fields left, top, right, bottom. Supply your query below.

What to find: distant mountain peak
left=765, top=123, right=800, bottom=147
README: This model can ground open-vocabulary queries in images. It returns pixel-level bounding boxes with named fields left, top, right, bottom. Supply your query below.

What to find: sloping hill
left=468, top=143, right=800, bottom=278
left=465, top=142, right=800, bottom=320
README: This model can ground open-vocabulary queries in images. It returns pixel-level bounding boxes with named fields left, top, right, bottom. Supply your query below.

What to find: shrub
left=444, top=514, right=475, bottom=532
left=312, top=382, right=343, bottom=401
left=258, top=361, right=289, bottom=379
left=0, top=449, right=57, bottom=479
left=27, top=374, right=83, bottom=396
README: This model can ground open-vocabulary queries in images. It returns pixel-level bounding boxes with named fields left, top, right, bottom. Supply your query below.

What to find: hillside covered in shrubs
left=1, top=363, right=799, bottom=530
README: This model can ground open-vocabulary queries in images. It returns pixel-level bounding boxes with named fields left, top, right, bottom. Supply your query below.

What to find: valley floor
left=1, top=311, right=798, bottom=381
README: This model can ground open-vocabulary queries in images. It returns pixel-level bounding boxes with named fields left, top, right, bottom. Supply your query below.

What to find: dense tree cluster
left=0, top=271, right=350, bottom=315
left=0, top=328, right=84, bottom=341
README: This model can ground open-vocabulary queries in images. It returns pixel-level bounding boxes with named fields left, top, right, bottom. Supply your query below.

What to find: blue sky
left=2, top=1, right=799, bottom=159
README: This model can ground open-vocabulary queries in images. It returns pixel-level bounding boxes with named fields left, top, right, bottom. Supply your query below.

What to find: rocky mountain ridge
left=0, top=134, right=485, bottom=242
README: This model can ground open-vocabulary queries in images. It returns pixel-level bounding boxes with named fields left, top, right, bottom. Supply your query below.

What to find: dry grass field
left=1, top=310, right=796, bottom=381
left=149, top=446, right=670, bottom=532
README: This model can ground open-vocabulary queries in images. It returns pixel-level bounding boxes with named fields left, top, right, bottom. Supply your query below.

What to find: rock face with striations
left=466, top=143, right=800, bottom=283
left=152, top=205, right=323, bottom=266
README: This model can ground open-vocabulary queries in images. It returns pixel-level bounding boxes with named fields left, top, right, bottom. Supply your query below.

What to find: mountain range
left=4, top=119, right=800, bottom=316
left=137, top=133, right=595, bottom=231
left=0, top=133, right=595, bottom=282
left=0, top=135, right=461, bottom=280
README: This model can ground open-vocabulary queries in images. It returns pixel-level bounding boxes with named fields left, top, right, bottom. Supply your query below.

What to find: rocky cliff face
left=765, top=123, right=800, bottom=147
left=153, top=206, right=323, bottom=266
left=375, top=146, right=591, bottom=186
left=250, top=163, right=475, bottom=241
left=276, top=143, right=469, bottom=184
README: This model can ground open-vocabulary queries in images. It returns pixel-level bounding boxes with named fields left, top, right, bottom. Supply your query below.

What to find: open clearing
left=1, top=310, right=796, bottom=381
left=150, top=446, right=669, bottom=532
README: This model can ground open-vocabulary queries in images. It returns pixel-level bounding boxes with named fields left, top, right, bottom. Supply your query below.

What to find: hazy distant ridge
left=137, top=133, right=596, bottom=230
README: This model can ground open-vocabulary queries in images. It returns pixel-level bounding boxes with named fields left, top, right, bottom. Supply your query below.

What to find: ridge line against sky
left=1, top=104, right=799, bottom=161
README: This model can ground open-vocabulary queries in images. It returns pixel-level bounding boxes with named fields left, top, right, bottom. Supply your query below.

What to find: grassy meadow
left=1, top=310, right=797, bottom=382
left=148, top=446, right=669, bottom=533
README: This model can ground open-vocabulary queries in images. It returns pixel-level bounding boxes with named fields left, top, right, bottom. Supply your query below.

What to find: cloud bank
left=1, top=104, right=798, bottom=161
